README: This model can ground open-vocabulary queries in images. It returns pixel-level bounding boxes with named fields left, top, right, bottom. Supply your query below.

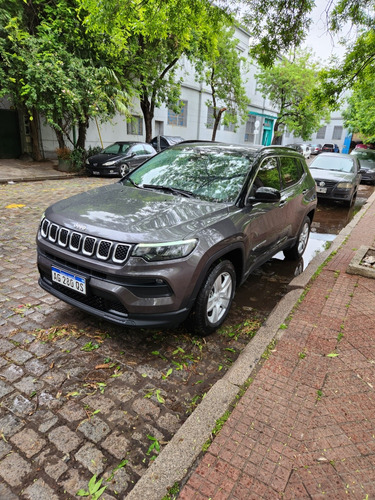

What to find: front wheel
left=190, top=260, right=236, bottom=336
left=118, top=164, right=129, bottom=177
left=283, top=216, right=311, bottom=260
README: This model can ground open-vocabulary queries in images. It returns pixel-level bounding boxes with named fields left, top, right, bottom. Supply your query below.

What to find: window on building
left=127, top=115, right=143, bottom=136
left=244, top=115, right=256, bottom=143
left=332, top=126, right=343, bottom=140
left=168, top=100, right=188, bottom=127
left=206, top=106, right=214, bottom=129
left=316, top=126, right=326, bottom=139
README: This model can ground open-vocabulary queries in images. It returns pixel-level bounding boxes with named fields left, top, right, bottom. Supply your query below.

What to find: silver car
left=309, top=153, right=361, bottom=206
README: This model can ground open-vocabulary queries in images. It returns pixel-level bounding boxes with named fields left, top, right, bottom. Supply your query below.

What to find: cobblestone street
left=0, top=178, right=264, bottom=499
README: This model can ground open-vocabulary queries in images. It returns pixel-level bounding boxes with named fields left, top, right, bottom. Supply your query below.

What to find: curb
left=126, top=191, right=375, bottom=500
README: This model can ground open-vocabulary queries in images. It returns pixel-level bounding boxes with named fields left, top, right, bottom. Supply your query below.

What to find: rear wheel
left=191, top=260, right=236, bottom=336
left=283, top=216, right=311, bottom=260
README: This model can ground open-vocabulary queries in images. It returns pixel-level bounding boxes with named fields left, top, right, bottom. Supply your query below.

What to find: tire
left=283, top=216, right=311, bottom=260
left=191, top=260, right=236, bottom=336
left=118, top=163, right=129, bottom=177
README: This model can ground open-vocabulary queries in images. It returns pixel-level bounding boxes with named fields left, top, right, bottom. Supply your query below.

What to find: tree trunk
left=29, top=108, right=43, bottom=161
left=211, top=108, right=226, bottom=141
left=77, top=116, right=89, bottom=150
left=272, top=120, right=282, bottom=145
left=140, top=94, right=154, bottom=143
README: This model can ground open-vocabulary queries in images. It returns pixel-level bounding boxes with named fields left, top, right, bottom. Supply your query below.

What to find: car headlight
left=337, top=182, right=352, bottom=189
left=85, top=159, right=90, bottom=165
left=102, top=160, right=118, bottom=166
left=132, top=239, right=198, bottom=261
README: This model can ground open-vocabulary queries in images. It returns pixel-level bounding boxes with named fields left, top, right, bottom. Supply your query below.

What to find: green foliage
left=316, top=1, right=375, bottom=111
left=255, top=50, right=330, bottom=142
left=77, top=474, right=106, bottom=499
left=342, top=66, right=375, bottom=142
left=196, top=25, right=250, bottom=140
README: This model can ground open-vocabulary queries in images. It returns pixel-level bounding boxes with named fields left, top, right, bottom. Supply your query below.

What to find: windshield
left=126, top=145, right=254, bottom=203
left=311, top=156, right=355, bottom=173
left=102, top=143, right=131, bottom=154
left=351, top=150, right=375, bottom=162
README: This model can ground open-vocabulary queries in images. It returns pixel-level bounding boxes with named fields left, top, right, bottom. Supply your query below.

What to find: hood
left=310, top=168, right=355, bottom=182
left=87, top=153, right=126, bottom=165
left=45, top=183, right=229, bottom=243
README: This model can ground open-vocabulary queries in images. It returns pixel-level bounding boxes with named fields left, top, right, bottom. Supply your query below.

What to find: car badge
left=319, top=181, right=326, bottom=187
left=73, top=223, right=87, bottom=231
left=93, top=163, right=97, bottom=167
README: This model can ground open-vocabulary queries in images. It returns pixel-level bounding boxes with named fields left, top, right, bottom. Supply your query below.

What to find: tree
left=342, top=70, right=375, bottom=143
left=196, top=25, right=250, bottom=141
left=316, top=0, right=375, bottom=105
left=0, top=0, right=130, bottom=158
left=80, top=0, right=226, bottom=142
left=255, top=50, right=330, bottom=144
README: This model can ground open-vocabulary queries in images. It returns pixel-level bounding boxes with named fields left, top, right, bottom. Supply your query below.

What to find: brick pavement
left=179, top=199, right=375, bottom=499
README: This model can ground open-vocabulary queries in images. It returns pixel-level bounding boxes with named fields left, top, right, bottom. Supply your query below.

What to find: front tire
left=191, top=260, right=236, bottom=336
left=283, top=216, right=311, bottom=260
left=118, top=163, right=129, bottom=177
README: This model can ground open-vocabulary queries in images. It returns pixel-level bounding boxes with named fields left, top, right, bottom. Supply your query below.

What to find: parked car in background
left=350, top=148, right=375, bottom=184
left=37, top=143, right=317, bottom=336
left=86, top=142, right=156, bottom=177
left=309, top=143, right=322, bottom=155
left=309, top=152, right=361, bottom=206
left=285, top=144, right=303, bottom=154
left=150, top=135, right=185, bottom=152
left=285, top=144, right=310, bottom=159
left=321, top=143, right=340, bottom=153
left=299, top=144, right=311, bottom=159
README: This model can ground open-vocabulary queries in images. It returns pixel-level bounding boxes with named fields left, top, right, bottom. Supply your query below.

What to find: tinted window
left=279, top=157, right=303, bottom=187
left=255, top=158, right=281, bottom=190
left=102, top=143, right=130, bottom=154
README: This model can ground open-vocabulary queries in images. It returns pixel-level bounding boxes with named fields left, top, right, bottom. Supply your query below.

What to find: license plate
left=316, top=186, right=327, bottom=193
left=51, top=266, right=86, bottom=295
left=93, top=171, right=100, bottom=175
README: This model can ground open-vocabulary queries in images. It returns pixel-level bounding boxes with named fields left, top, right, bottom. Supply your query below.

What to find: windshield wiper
left=142, top=184, right=194, bottom=198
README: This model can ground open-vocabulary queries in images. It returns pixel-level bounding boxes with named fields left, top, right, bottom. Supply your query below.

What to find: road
left=0, top=176, right=372, bottom=498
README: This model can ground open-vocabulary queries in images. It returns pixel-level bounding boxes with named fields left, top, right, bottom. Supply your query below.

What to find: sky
left=303, top=0, right=353, bottom=63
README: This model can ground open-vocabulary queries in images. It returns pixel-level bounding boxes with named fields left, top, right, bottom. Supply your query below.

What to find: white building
left=1, top=26, right=350, bottom=159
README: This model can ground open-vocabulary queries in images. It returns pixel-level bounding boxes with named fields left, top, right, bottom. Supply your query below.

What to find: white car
left=299, top=144, right=311, bottom=159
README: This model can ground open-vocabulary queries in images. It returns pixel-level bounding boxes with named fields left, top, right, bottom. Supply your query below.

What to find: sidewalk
left=176, top=196, right=375, bottom=499
left=0, top=158, right=77, bottom=183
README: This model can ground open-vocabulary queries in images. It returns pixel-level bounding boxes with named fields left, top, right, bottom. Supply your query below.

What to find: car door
left=241, top=156, right=290, bottom=277
left=128, top=144, right=147, bottom=168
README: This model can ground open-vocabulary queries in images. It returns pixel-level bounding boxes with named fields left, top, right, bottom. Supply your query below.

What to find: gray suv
left=37, top=142, right=317, bottom=335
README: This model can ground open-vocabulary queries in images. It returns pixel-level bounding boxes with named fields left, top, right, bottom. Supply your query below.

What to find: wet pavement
left=0, top=176, right=267, bottom=498
left=0, top=162, right=374, bottom=498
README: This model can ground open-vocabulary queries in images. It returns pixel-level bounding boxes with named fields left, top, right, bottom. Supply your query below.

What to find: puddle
left=235, top=184, right=374, bottom=314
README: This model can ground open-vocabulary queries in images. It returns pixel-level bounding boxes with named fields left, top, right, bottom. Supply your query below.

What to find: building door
left=0, top=109, right=22, bottom=158
left=262, top=118, right=274, bottom=146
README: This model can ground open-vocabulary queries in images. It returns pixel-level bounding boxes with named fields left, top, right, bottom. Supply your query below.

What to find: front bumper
left=86, top=166, right=120, bottom=177
left=37, top=250, right=191, bottom=328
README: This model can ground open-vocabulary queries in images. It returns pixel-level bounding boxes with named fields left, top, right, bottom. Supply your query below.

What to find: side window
left=131, top=144, right=145, bottom=155
left=254, top=157, right=281, bottom=191
left=144, top=144, right=155, bottom=154
left=279, top=157, right=303, bottom=188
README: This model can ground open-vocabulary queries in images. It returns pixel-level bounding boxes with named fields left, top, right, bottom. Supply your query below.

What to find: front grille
left=40, top=218, right=131, bottom=264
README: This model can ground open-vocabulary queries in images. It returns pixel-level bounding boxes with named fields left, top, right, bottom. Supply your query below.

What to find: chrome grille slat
left=40, top=218, right=130, bottom=265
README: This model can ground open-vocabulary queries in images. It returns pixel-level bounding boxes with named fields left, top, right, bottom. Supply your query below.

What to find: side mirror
left=248, top=186, right=281, bottom=203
